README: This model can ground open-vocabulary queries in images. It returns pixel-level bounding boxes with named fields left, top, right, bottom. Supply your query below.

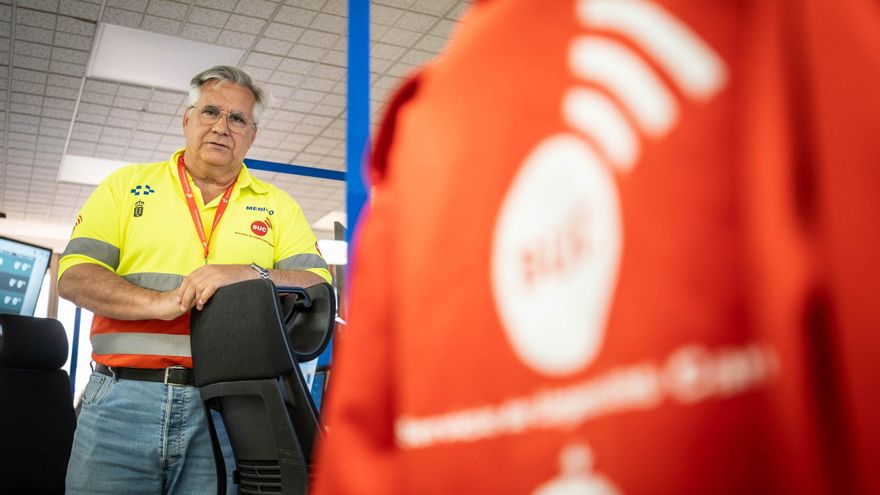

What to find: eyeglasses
left=188, top=105, right=256, bottom=133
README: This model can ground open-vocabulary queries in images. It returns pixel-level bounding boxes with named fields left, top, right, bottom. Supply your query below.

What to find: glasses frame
left=188, top=104, right=257, bottom=134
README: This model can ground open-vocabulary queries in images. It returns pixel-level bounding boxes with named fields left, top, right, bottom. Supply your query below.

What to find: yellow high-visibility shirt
left=60, top=148, right=331, bottom=368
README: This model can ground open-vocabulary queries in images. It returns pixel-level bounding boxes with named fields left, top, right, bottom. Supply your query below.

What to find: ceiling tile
left=321, top=50, right=346, bottom=66
left=224, top=14, right=266, bottom=34
left=241, top=65, right=272, bottom=81
left=15, top=55, right=50, bottom=71
left=59, top=0, right=101, bottom=20
left=10, top=103, right=42, bottom=115
left=56, top=15, right=95, bottom=35
left=151, top=89, right=185, bottom=104
left=379, top=26, right=421, bottom=47
left=310, top=64, right=344, bottom=80
left=298, top=29, right=337, bottom=48
left=372, top=42, right=405, bottom=61
left=275, top=5, right=317, bottom=27
left=102, top=7, right=144, bottom=28
left=41, top=106, right=73, bottom=120
left=117, top=85, right=152, bottom=100
left=262, top=22, right=303, bottom=41
left=196, top=0, right=236, bottom=10
left=14, top=40, right=52, bottom=58
left=49, top=60, right=85, bottom=77
left=16, top=25, right=54, bottom=44
left=217, top=30, right=256, bottom=49
left=146, top=0, right=189, bottom=20
left=181, top=24, right=221, bottom=43
left=322, top=0, right=346, bottom=16
left=254, top=37, right=292, bottom=56
left=188, top=6, right=229, bottom=28
left=430, top=19, right=457, bottom=38
left=374, top=0, right=415, bottom=9
left=400, top=48, right=434, bottom=66
left=301, top=76, right=335, bottom=92
left=17, top=8, right=57, bottom=29
left=141, top=15, right=181, bottom=35
left=287, top=0, right=324, bottom=11
left=246, top=51, right=283, bottom=69
left=372, top=5, right=405, bottom=26
left=48, top=73, right=80, bottom=88
left=310, top=104, right=342, bottom=117
left=310, top=13, right=346, bottom=33
left=54, top=32, right=93, bottom=51
left=414, top=34, right=448, bottom=53
left=267, top=70, right=304, bottom=86
left=411, top=0, right=457, bottom=16
left=53, top=47, right=89, bottom=65
left=234, top=0, right=278, bottom=20
left=107, top=0, right=148, bottom=12
left=447, top=1, right=472, bottom=19
left=15, top=0, right=59, bottom=13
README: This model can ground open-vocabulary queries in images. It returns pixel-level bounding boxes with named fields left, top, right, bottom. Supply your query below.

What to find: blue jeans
left=66, top=371, right=236, bottom=495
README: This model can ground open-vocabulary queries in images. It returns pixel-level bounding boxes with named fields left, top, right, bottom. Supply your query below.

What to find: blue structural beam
left=70, top=307, right=81, bottom=395
left=347, top=0, right=370, bottom=245
left=245, top=158, right=345, bottom=181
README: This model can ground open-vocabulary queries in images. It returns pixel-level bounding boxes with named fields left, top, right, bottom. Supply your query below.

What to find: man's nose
left=211, top=115, right=230, bottom=134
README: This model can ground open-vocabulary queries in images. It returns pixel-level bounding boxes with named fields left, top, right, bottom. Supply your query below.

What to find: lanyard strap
left=177, top=154, right=236, bottom=260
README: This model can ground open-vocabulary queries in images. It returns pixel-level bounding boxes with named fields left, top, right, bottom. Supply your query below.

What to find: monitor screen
left=0, top=236, right=53, bottom=316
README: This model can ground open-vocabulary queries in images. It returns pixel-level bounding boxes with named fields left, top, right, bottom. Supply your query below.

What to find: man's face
left=183, top=80, right=257, bottom=171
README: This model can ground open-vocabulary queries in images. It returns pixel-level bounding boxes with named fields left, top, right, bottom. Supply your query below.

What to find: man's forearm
left=58, top=263, right=181, bottom=321
left=267, top=268, right=328, bottom=289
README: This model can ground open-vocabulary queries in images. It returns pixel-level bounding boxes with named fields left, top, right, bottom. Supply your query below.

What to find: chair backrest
left=0, top=314, right=76, bottom=495
left=190, top=279, right=336, bottom=495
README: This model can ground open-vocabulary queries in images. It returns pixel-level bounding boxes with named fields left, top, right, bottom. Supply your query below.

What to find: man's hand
left=177, top=264, right=258, bottom=312
left=152, top=290, right=190, bottom=321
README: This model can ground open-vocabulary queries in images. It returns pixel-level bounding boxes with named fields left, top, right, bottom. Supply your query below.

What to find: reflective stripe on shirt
left=91, top=332, right=191, bottom=358
left=122, top=272, right=184, bottom=291
left=63, top=237, right=120, bottom=269
left=277, top=253, right=329, bottom=271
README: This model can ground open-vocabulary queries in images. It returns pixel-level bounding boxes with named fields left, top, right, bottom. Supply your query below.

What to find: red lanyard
left=177, top=154, right=236, bottom=260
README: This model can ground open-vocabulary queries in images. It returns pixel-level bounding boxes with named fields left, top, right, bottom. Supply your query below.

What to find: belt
left=95, top=363, right=195, bottom=386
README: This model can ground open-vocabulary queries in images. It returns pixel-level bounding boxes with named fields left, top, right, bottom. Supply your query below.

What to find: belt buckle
left=164, top=365, right=188, bottom=386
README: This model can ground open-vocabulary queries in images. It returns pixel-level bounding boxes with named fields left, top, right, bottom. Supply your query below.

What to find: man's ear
left=182, top=108, right=190, bottom=131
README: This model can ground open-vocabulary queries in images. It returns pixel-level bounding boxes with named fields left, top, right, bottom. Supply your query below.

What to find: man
left=59, top=65, right=331, bottom=494
left=314, top=0, right=878, bottom=494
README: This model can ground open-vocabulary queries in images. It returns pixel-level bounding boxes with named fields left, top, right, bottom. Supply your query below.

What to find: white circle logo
left=491, top=135, right=622, bottom=376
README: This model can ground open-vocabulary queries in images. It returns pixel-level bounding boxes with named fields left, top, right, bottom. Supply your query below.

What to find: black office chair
left=190, top=279, right=336, bottom=495
left=0, top=314, right=76, bottom=494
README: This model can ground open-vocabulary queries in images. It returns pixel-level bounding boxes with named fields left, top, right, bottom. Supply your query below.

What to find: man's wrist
left=250, top=263, right=270, bottom=280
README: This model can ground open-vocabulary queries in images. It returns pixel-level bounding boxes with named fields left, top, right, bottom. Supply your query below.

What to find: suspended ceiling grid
left=0, top=0, right=472, bottom=241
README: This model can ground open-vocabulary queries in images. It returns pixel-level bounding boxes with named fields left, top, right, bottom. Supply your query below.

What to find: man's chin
left=198, top=148, right=238, bottom=168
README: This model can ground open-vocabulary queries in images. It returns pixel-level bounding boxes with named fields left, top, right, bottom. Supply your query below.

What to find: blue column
left=70, top=306, right=81, bottom=396
left=347, top=0, right=370, bottom=250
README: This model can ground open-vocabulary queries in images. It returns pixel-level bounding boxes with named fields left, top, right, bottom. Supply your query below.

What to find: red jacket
left=315, top=1, right=880, bottom=493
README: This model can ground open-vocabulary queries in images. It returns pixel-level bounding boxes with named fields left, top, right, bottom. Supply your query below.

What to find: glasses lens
left=198, top=106, right=221, bottom=122
left=194, top=106, right=251, bottom=132
left=227, top=113, right=249, bottom=131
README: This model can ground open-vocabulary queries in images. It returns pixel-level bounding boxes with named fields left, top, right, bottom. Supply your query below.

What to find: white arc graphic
left=492, top=0, right=727, bottom=376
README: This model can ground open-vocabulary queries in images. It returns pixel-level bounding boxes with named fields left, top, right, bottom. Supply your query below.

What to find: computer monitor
left=0, top=236, right=53, bottom=316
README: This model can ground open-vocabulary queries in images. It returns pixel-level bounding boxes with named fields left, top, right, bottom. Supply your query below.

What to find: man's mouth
left=206, top=141, right=230, bottom=150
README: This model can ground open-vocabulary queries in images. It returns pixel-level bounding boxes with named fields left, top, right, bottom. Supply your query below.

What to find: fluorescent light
left=87, top=24, right=244, bottom=92
left=58, top=155, right=129, bottom=186
left=317, top=239, right=347, bottom=265
left=312, top=210, right=346, bottom=232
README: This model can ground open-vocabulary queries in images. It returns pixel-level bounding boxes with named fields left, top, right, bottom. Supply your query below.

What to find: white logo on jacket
left=491, top=0, right=728, bottom=376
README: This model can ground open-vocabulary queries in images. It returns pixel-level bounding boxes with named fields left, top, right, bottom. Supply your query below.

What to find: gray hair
left=187, top=65, right=269, bottom=124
